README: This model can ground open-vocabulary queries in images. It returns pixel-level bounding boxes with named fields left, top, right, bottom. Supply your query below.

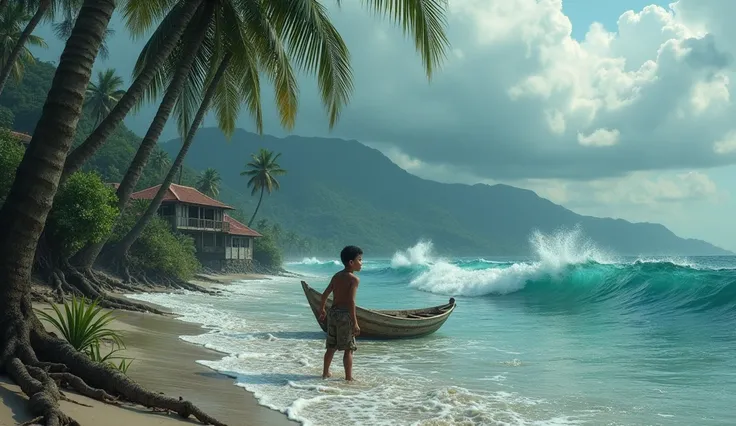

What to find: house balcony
left=162, top=215, right=230, bottom=232
left=199, top=246, right=226, bottom=254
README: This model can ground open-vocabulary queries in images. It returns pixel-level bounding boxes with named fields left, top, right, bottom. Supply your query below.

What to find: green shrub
left=0, top=129, right=25, bottom=202
left=47, top=171, right=119, bottom=257
left=0, top=106, right=14, bottom=128
left=254, top=233, right=283, bottom=268
left=110, top=200, right=201, bottom=280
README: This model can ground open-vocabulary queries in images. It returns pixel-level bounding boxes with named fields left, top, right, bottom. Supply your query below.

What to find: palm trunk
left=0, top=0, right=113, bottom=336
left=61, top=0, right=205, bottom=182
left=115, top=54, right=232, bottom=257
left=72, top=3, right=214, bottom=269
left=248, top=188, right=265, bottom=227
left=0, top=0, right=51, bottom=97
left=178, top=164, right=183, bottom=184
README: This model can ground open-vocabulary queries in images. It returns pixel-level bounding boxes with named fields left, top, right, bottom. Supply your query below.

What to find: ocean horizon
left=127, top=228, right=736, bottom=425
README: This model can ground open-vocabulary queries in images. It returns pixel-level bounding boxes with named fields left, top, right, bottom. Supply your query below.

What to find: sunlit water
left=128, top=228, right=736, bottom=425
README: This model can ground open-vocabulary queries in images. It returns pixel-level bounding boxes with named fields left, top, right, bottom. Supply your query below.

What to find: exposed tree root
left=1, top=294, right=227, bottom=426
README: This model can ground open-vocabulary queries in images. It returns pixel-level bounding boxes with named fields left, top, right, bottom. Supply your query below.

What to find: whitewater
left=128, top=228, right=736, bottom=425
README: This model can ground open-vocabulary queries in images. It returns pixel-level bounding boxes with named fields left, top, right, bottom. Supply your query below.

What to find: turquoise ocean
left=128, top=228, right=736, bottom=425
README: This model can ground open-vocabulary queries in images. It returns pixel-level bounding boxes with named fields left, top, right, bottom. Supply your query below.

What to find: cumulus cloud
left=280, top=0, right=736, bottom=183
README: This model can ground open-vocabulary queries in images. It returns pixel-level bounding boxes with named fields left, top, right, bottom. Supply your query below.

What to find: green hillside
left=161, top=128, right=731, bottom=257
left=0, top=59, right=204, bottom=192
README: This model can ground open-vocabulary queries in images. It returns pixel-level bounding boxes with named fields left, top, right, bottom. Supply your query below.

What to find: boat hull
left=301, top=281, right=456, bottom=339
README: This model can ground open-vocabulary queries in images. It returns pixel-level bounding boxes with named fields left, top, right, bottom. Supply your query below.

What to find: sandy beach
left=0, top=276, right=296, bottom=426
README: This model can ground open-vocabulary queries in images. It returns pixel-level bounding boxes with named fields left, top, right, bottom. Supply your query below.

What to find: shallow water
left=128, top=229, right=736, bottom=425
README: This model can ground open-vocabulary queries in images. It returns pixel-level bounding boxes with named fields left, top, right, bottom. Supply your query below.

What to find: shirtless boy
left=318, top=245, right=363, bottom=381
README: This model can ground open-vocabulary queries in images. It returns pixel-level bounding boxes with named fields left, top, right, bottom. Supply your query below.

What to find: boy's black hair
left=340, top=245, right=363, bottom=266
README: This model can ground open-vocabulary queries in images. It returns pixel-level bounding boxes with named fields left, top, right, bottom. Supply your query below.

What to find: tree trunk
left=72, top=3, right=214, bottom=270
left=115, top=54, right=232, bottom=257
left=61, top=0, right=205, bottom=182
left=178, top=164, right=183, bottom=184
left=248, top=187, right=265, bottom=227
left=0, top=0, right=51, bottom=97
left=0, top=0, right=113, bottom=421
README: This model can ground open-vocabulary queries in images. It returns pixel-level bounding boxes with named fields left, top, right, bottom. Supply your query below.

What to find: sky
left=28, top=0, right=736, bottom=252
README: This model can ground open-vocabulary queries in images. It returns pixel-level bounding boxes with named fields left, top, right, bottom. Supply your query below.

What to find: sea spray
left=390, top=240, right=437, bottom=268
left=407, top=226, right=613, bottom=297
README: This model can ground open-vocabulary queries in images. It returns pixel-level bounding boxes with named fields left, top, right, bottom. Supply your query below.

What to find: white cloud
left=577, top=128, right=620, bottom=147
left=713, top=130, right=736, bottom=154
left=289, top=0, right=736, bottom=182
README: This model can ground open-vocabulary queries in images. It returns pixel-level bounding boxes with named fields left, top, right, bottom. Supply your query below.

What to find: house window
left=188, top=205, right=199, bottom=218
left=232, top=237, right=240, bottom=248
left=159, top=204, right=174, bottom=216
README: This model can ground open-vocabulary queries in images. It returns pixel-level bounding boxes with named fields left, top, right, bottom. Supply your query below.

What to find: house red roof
left=130, top=183, right=233, bottom=209
left=9, top=131, right=31, bottom=144
left=224, top=214, right=262, bottom=237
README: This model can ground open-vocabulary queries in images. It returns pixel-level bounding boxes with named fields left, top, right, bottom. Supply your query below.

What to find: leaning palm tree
left=0, top=2, right=47, bottom=85
left=61, top=0, right=450, bottom=181
left=197, top=168, right=221, bottom=198
left=61, top=0, right=206, bottom=180
left=84, top=68, right=126, bottom=126
left=242, top=149, right=287, bottom=227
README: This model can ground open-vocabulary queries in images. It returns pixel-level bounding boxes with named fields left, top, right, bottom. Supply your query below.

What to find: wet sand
left=0, top=301, right=297, bottom=426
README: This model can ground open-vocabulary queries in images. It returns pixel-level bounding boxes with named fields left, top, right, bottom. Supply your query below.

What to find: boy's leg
left=323, top=348, right=336, bottom=378
left=343, top=349, right=354, bottom=381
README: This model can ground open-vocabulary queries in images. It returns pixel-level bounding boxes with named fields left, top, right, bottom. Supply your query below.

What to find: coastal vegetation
left=36, top=296, right=134, bottom=375
left=0, top=0, right=450, bottom=424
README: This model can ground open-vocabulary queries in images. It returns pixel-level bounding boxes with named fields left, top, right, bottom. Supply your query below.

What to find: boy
left=318, top=245, right=363, bottom=381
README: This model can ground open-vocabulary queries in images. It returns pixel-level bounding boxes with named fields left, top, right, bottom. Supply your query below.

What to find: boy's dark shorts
left=326, top=306, right=357, bottom=352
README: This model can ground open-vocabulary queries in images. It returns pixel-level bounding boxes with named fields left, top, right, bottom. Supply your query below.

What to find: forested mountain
left=162, top=128, right=731, bottom=257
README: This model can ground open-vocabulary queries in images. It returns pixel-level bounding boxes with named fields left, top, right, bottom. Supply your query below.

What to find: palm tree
left=0, top=0, right=49, bottom=94
left=149, top=149, right=170, bottom=178
left=242, top=149, right=287, bottom=227
left=0, top=4, right=47, bottom=84
left=84, top=68, right=126, bottom=126
left=0, top=0, right=115, bottom=420
left=197, top=168, right=221, bottom=198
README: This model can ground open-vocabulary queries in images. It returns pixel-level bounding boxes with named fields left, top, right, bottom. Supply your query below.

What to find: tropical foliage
left=84, top=68, right=126, bottom=126
left=35, top=296, right=134, bottom=374
left=46, top=170, right=119, bottom=257
left=108, top=199, right=201, bottom=281
left=197, top=167, right=221, bottom=197
left=0, top=128, right=24, bottom=202
left=0, top=3, right=47, bottom=84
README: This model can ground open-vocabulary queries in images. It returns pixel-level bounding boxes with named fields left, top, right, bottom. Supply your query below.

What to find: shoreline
left=0, top=273, right=298, bottom=426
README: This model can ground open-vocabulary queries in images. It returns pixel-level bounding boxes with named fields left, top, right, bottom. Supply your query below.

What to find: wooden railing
left=163, top=216, right=230, bottom=232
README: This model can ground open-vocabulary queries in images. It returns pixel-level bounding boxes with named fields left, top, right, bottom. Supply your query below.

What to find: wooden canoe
left=301, top=281, right=456, bottom=339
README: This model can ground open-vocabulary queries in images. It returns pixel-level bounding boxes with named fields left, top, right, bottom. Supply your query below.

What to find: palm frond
left=360, top=0, right=449, bottom=79
left=265, top=0, right=353, bottom=128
